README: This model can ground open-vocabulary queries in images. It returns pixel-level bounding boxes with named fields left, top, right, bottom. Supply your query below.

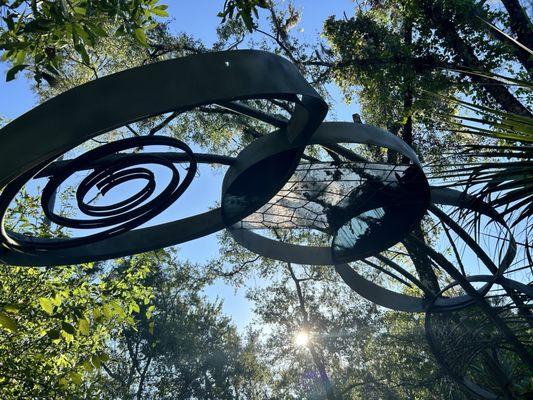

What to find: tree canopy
left=0, top=0, right=169, bottom=82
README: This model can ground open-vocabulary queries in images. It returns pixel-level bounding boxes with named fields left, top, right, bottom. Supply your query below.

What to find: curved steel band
left=424, top=275, right=532, bottom=399
left=0, top=50, right=326, bottom=266
left=335, top=187, right=516, bottom=312
left=227, top=121, right=428, bottom=265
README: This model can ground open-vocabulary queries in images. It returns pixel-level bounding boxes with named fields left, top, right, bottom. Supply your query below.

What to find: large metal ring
left=335, top=187, right=516, bottom=312
left=227, top=121, right=430, bottom=264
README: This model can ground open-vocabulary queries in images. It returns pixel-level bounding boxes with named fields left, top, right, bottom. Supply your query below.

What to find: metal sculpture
left=2, top=136, right=197, bottom=249
left=426, top=276, right=533, bottom=399
left=227, top=121, right=430, bottom=265
left=0, top=50, right=530, bottom=399
left=0, top=50, right=327, bottom=265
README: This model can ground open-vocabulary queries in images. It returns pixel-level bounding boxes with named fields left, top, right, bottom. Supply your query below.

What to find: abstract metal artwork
left=0, top=50, right=326, bottom=265
left=0, top=50, right=530, bottom=398
left=228, top=121, right=430, bottom=266
left=426, top=277, right=533, bottom=399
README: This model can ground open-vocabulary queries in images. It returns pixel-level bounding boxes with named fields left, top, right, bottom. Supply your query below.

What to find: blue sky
left=0, top=1, right=360, bottom=332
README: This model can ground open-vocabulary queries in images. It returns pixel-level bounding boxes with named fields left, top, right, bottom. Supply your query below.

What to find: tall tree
left=84, top=258, right=269, bottom=400
left=211, top=229, right=467, bottom=399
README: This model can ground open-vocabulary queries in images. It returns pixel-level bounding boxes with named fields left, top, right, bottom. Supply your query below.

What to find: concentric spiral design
left=0, top=50, right=326, bottom=266
left=0, top=136, right=196, bottom=250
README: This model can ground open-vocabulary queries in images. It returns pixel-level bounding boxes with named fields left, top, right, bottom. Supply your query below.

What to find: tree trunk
left=136, top=355, right=152, bottom=400
left=403, top=228, right=441, bottom=295
left=471, top=0, right=533, bottom=75
left=308, top=344, right=337, bottom=400
left=286, top=263, right=337, bottom=400
left=483, top=21, right=533, bottom=75
left=423, top=3, right=532, bottom=118
left=402, top=17, right=414, bottom=165
left=401, top=16, right=441, bottom=294
left=500, top=0, right=533, bottom=52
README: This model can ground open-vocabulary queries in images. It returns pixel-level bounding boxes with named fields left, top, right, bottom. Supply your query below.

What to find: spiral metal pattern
left=0, top=50, right=327, bottom=266
left=0, top=136, right=196, bottom=250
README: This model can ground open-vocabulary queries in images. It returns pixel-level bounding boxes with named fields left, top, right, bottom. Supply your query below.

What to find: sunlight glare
left=294, top=331, right=310, bottom=347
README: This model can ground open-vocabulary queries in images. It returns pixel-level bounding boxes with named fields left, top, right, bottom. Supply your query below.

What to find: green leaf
left=72, top=23, right=92, bottom=46
left=75, top=43, right=90, bottom=65
left=61, top=321, right=76, bottom=335
left=114, top=25, right=126, bottom=37
left=4, top=303, right=20, bottom=313
left=102, top=303, right=113, bottom=318
left=146, top=305, right=155, bottom=319
left=6, top=64, right=28, bottom=82
left=110, top=301, right=126, bottom=318
left=91, top=354, right=101, bottom=368
left=78, top=318, right=90, bottom=335
left=130, top=302, right=140, bottom=314
left=134, top=28, right=148, bottom=46
left=86, top=22, right=108, bottom=38
left=15, top=50, right=26, bottom=65
left=151, top=5, right=169, bottom=17
left=92, top=308, right=102, bottom=319
left=39, top=297, right=54, bottom=315
left=69, top=372, right=82, bottom=386
left=3, top=15, right=15, bottom=31
left=82, top=360, right=94, bottom=372
left=47, top=329, right=61, bottom=340
left=0, top=312, right=17, bottom=332
left=52, top=294, right=62, bottom=307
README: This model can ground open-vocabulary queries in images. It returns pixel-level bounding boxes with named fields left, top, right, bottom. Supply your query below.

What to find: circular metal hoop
left=335, top=187, right=516, bottom=312
left=425, top=276, right=533, bottom=399
left=0, top=50, right=326, bottom=266
left=230, top=175, right=515, bottom=312
left=227, top=121, right=430, bottom=265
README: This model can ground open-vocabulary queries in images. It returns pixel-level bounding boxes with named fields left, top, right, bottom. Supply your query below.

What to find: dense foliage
left=0, top=0, right=169, bottom=82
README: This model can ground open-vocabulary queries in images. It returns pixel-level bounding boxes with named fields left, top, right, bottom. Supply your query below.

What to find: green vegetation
left=0, top=0, right=169, bottom=82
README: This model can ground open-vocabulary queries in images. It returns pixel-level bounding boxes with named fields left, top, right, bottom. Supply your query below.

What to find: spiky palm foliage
left=433, top=94, right=532, bottom=228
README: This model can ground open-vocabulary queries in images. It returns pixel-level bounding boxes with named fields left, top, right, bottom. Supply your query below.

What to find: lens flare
left=294, top=331, right=310, bottom=347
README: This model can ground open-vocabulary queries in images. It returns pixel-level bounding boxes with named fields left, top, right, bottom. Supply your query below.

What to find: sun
left=294, top=331, right=310, bottom=347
